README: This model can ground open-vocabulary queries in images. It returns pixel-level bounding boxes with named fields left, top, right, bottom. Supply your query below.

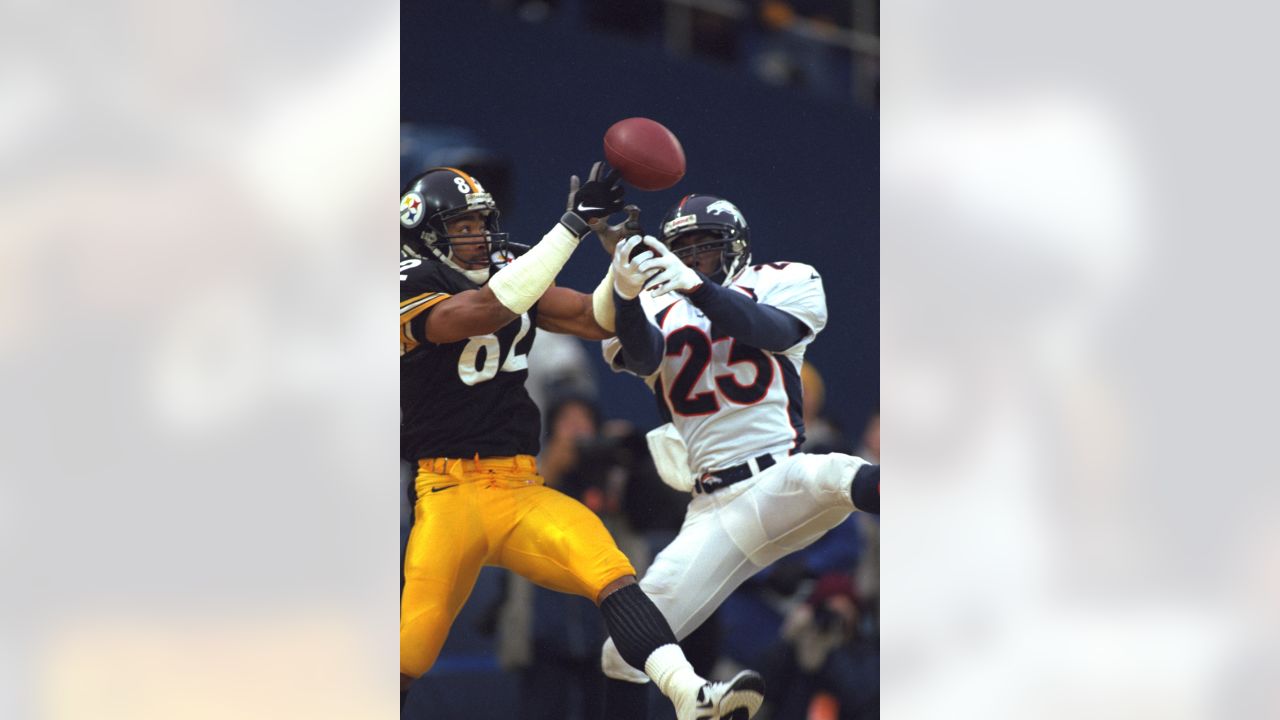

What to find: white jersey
left=603, top=261, right=828, bottom=473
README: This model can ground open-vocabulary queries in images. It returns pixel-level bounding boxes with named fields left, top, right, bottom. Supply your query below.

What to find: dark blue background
left=403, top=2, right=879, bottom=434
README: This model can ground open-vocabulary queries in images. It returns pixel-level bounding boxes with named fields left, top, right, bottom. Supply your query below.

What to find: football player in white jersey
left=597, top=194, right=880, bottom=719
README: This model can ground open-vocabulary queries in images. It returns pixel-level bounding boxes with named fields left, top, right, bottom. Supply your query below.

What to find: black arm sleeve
left=613, top=291, right=665, bottom=376
left=684, top=276, right=809, bottom=352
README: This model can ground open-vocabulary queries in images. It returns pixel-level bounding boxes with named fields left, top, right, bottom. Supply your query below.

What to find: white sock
left=644, top=643, right=705, bottom=705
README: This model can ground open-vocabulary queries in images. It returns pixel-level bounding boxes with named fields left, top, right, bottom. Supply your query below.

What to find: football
left=603, top=117, right=686, bottom=191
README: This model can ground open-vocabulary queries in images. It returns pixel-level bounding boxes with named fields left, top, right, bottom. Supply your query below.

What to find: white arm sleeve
left=487, top=217, right=581, bottom=315
left=591, top=267, right=616, bottom=333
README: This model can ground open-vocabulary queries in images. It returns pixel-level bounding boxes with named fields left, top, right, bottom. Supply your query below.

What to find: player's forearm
left=684, top=280, right=808, bottom=352
left=487, top=213, right=588, bottom=315
left=423, top=287, right=517, bottom=344
left=613, top=292, right=664, bottom=376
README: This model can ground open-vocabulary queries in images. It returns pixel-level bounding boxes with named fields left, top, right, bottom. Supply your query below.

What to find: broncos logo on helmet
left=659, top=194, right=752, bottom=286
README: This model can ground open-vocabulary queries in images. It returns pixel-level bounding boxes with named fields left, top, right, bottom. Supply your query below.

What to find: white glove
left=612, top=235, right=658, bottom=300
left=638, top=239, right=704, bottom=297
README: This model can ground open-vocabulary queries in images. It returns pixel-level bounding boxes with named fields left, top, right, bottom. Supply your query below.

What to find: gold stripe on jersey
left=400, top=292, right=451, bottom=356
left=401, top=320, right=418, bottom=356
left=402, top=291, right=448, bottom=314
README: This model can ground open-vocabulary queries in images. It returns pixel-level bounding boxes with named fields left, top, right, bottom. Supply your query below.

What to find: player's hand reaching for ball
left=589, top=205, right=642, bottom=255
left=612, top=235, right=657, bottom=300
left=639, top=239, right=703, bottom=297
left=568, top=161, right=625, bottom=222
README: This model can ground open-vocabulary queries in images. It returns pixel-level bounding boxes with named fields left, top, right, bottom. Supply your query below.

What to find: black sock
left=603, top=677, right=651, bottom=720
left=852, top=463, right=879, bottom=514
left=599, top=583, right=678, bottom=670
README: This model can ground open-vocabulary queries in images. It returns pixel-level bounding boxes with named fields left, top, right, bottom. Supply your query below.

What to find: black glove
left=569, top=161, right=625, bottom=222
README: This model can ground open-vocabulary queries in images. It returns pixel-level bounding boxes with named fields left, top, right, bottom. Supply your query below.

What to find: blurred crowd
left=490, top=0, right=878, bottom=107
left=403, top=330, right=879, bottom=720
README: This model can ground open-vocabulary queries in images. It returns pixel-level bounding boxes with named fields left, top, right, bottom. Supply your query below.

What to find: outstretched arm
left=536, top=286, right=613, bottom=340
left=612, top=292, right=665, bottom=375
left=426, top=165, right=626, bottom=344
left=423, top=286, right=518, bottom=344
left=683, top=281, right=809, bottom=353
left=637, top=238, right=809, bottom=352
left=607, top=236, right=668, bottom=376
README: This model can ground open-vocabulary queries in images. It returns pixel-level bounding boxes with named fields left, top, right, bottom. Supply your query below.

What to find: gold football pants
left=400, top=455, right=636, bottom=678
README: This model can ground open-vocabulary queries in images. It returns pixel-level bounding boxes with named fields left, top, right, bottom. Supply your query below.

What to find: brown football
left=603, top=117, right=686, bottom=191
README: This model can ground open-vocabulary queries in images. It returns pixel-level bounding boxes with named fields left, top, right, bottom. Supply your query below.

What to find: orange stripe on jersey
left=439, top=166, right=480, bottom=193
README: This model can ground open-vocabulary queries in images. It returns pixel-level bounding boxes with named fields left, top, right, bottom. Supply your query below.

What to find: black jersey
left=400, top=256, right=541, bottom=461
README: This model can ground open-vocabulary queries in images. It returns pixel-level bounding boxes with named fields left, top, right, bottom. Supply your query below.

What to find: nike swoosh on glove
left=569, top=161, right=625, bottom=222
left=638, top=239, right=703, bottom=297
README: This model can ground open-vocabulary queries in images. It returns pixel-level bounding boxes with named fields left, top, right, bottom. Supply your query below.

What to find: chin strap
left=452, top=261, right=492, bottom=285
left=429, top=243, right=492, bottom=285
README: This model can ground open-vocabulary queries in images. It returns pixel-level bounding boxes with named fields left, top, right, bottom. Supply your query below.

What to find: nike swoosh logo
left=429, top=484, right=459, bottom=493
left=577, top=204, right=605, bottom=212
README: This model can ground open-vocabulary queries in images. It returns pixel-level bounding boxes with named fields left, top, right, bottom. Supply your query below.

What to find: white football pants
left=601, top=452, right=868, bottom=682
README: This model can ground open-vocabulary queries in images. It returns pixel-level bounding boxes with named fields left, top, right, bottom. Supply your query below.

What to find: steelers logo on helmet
left=490, top=247, right=516, bottom=269
left=401, top=192, right=425, bottom=228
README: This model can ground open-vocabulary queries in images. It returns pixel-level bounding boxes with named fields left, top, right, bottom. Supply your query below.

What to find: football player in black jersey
left=400, top=165, right=765, bottom=720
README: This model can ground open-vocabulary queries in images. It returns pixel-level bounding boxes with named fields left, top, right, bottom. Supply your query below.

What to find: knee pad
left=798, top=450, right=870, bottom=502
left=601, top=637, right=651, bottom=683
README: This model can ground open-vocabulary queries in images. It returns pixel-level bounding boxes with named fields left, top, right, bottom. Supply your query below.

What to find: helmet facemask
left=668, top=231, right=750, bottom=286
left=425, top=208, right=510, bottom=285
left=661, top=195, right=752, bottom=287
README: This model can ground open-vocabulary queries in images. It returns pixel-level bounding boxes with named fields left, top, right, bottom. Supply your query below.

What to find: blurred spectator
left=800, top=361, right=854, bottom=454
left=762, top=573, right=879, bottom=719
left=856, top=407, right=878, bottom=463
left=749, top=0, right=851, bottom=98
left=526, top=331, right=597, bottom=420
left=538, top=394, right=602, bottom=489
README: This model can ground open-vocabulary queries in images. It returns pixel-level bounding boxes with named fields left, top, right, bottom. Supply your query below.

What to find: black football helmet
left=659, top=194, right=751, bottom=285
left=400, top=167, right=511, bottom=284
